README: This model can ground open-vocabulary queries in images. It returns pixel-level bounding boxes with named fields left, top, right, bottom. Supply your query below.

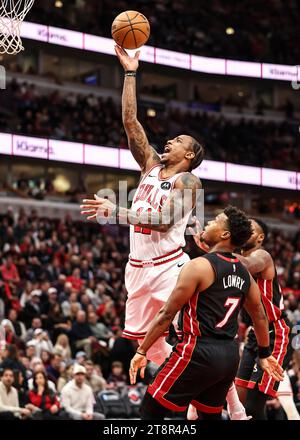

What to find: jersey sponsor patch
left=161, top=181, right=171, bottom=190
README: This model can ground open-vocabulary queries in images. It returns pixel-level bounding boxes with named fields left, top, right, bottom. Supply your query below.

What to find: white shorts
left=277, top=371, right=293, bottom=397
left=123, top=251, right=190, bottom=340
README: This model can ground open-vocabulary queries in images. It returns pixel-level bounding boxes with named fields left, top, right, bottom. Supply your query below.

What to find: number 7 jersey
left=178, top=252, right=251, bottom=339
left=129, top=164, right=192, bottom=260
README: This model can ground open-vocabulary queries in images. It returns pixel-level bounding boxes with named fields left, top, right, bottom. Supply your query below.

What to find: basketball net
left=0, top=0, right=35, bottom=55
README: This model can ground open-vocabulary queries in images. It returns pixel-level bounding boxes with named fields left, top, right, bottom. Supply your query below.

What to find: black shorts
left=147, top=335, right=239, bottom=414
left=235, top=317, right=293, bottom=397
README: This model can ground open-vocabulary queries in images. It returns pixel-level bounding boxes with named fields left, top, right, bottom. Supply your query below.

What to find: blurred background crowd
left=31, top=0, right=300, bottom=64
left=1, top=80, right=299, bottom=171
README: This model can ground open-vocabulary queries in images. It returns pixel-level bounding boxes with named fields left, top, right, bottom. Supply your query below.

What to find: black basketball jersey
left=178, top=252, right=251, bottom=339
left=241, top=262, right=284, bottom=327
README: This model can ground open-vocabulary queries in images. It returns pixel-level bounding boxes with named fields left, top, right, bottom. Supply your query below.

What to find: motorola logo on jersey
left=161, top=182, right=171, bottom=190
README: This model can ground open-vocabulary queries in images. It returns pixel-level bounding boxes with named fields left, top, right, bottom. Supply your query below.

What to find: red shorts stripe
left=147, top=390, right=187, bottom=412
left=191, top=400, right=223, bottom=414
left=259, top=319, right=290, bottom=397
left=148, top=335, right=197, bottom=404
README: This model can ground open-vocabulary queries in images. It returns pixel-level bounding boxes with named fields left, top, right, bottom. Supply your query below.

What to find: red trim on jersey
left=191, top=400, right=223, bottom=414
left=129, top=252, right=184, bottom=268
left=148, top=335, right=197, bottom=403
left=122, top=329, right=169, bottom=340
left=182, top=292, right=201, bottom=336
left=258, top=279, right=281, bottom=322
left=216, top=253, right=239, bottom=263
left=258, top=319, right=290, bottom=397
left=130, top=247, right=182, bottom=262
left=147, top=390, right=187, bottom=412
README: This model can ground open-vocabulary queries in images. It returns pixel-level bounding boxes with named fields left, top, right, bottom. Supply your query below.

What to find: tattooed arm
left=115, top=45, right=160, bottom=172
left=81, top=173, right=202, bottom=233
left=233, top=249, right=273, bottom=276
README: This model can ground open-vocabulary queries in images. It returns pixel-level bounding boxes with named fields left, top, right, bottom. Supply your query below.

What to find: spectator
left=27, top=359, right=56, bottom=392
left=0, top=345, right=27, bottom=382
left=22, top=290, right=42, bottom=328
left=107, top=361, right=127, bottom=390
left=0, top=255, right=20, bottom=286
left=25, top=317, right=43, bottom=342
left=54, top=334, right=72, bottom=362
left=25, top=340, right=37, bottom=362
left=7, top=309, right=26, bottom=341
left=1, top=319, right=19, bottom=346
left=88, top=311, right=112, bottom=342
left=60, top=364, right=104, bottom=420
left=26, top=371, right=60, bottom=420
left=75, top=351, right=87, bottom=366
left=0, top=368, right=31, bottom=420
left=84, top=360, right=107, bottom=394
left=46, top=353, right=62, bottom=385
left=28, top=329, right=53, bottom=358
left=57, top=363, right=73, bottom=393
left=71, top=310, right=94, bottom=359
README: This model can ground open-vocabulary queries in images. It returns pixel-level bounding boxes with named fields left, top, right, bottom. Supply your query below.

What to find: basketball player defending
left=234, top=219, right=295, bottom=420
left=81, top=45, right=204, bottom=366
left=129, top=207, right=284, bottom=420
left=193, top=218, right=297, bottom=420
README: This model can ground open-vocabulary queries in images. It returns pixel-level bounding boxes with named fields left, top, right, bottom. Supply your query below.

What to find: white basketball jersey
left=129, top=164, right=191, bottom=260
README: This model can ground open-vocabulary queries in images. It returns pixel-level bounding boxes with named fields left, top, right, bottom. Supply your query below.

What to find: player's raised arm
left=115, top=45, right=160, bottom=173
left=243, top=276, right=284, bottom=381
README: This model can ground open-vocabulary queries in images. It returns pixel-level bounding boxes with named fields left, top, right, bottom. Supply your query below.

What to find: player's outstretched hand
left=114, top=44, right=140, bottom=72
left=129, top=353, right=147, bottom=385
left=259, top=355, right=284, bottom=382
left=80, top=194, right=116, bottom=221
left=188, top=216, right=210, bottom=252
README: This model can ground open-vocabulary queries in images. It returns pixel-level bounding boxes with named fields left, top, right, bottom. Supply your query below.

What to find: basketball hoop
left=0, top=0, right=35, bottom=55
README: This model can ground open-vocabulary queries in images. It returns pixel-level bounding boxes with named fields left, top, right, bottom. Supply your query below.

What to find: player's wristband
left=258, top=346, right=271, bottom=359
left=136, top=350, right=146, bottom=357
left=125, top=71, right=137, bottom=77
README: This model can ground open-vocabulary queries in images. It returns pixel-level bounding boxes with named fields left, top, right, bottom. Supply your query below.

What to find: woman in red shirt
left=27, top=371, right=60, bottom=420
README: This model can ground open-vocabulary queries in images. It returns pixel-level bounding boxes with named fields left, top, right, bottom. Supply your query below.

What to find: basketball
left=111, top=10, right=150, bottom=50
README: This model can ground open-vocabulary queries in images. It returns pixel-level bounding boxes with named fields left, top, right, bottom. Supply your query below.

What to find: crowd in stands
left=29, top=0, right=300, bottom=64
left=1, top=81, right=299, bottom=171
left=0, top=207, right=299, bottom=419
